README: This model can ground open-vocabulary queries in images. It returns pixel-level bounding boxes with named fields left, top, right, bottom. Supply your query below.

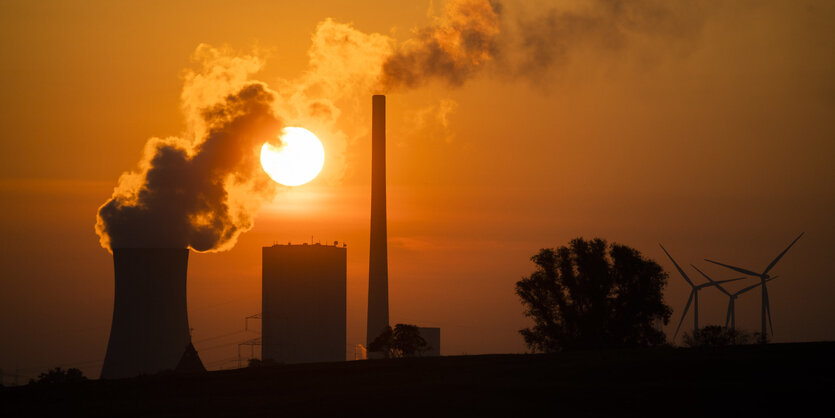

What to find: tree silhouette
left=367, top=324, right=429, bottom=358
left=516, top=237, right=672, bottom=352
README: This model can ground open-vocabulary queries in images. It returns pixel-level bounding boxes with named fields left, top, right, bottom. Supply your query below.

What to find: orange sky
left=1, top=0, right=834, bottom=380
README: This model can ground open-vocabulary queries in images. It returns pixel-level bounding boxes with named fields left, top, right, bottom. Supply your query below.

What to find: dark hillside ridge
left=3, top=342, right=832, bottom=417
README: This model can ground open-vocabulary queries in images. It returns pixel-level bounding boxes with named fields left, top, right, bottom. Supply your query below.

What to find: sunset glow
left=1, top=0, right=833, bottom=390
left=260, top=127, right=325, bottom=187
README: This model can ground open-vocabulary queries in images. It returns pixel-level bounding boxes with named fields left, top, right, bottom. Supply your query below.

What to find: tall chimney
left=367, top=95, right=390, bottom=345
left=101, top=248, right=194, bottom=379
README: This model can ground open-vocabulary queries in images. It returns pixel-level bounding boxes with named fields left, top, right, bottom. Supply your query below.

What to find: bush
left=30, top=367, right=87, bottom=385
left=682, top=326, right=755, bottom=347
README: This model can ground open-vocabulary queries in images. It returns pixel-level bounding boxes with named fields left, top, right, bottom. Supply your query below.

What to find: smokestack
left=367, top=95, right=390, bottom=345
left=101, top=248, right=194, bottom=379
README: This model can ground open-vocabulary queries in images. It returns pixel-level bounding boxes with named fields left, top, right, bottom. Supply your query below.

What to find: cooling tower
left=367, top=94, right=390, bottom=345
left=101, top=248, right=192, bottom=379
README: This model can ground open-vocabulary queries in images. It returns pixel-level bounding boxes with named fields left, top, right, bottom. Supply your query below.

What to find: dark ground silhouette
left=2, top=342, right=832, bottom=417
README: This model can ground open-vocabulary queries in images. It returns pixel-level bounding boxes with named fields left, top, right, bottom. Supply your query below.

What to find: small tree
left=368, top=326, right=396, bottom=358
left=367, top=324, right=429, bottom=358
left=516, top=237, right=672, bottom=352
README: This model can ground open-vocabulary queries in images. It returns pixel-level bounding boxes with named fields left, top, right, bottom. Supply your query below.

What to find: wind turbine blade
left=765, top=284, right=774, bottom=335
left=704, top=259, right=761, bottom=277
left=673, top=291, right=695, bottom=340
left=660, top=244, right=694, bottom=286
left=735, top=282, right=762, bottom=295
left=711, top=277, right=747, bottom=285
left=734, top=276, right=778, bottom=296
left=690, top=264, right=731, bottom=296
left=762, top=232, right=804, bottom=276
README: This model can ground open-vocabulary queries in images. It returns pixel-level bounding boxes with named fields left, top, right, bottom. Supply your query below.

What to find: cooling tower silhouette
left=367, top=95, right=390, bottom=345
left=101, top=248, right=193, bottom=379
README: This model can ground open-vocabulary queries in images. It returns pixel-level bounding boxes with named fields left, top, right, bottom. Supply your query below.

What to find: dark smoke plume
left=96, top=82, right=282, bottom=252
left=378, top=0, right=708, bottom=90
left=510, top=0, right=709, bottom=79
left=380, top=0, right=502, bottom=90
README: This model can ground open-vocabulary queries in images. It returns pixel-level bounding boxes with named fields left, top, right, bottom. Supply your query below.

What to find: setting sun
left=260, top=127, right=325, bottom=187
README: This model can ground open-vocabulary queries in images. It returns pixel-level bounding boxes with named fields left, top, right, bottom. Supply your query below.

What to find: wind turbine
left=659, top=244, right=745, bottom=341
left=691, top=264, right=778, bottom=331
left=704, top=233, right=804, bottom=340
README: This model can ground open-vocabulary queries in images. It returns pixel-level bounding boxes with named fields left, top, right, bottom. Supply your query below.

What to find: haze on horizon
left=0, top=0, right=833, bottom=380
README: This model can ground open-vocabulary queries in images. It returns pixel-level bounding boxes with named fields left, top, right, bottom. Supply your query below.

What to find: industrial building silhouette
left=101, top=248, right=196, bottom=379
left=365, top=95, right=440, bottom=355
left=262, top=243, right=347, bottom=364
left=367, top=94, right=390, bottom=346
left=417, top=327, right=441, bottom=357
left=99, top=95, right=437, bottom=378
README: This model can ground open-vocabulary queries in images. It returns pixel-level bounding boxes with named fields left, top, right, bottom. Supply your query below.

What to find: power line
left=194, top=329, right=249, bottom=344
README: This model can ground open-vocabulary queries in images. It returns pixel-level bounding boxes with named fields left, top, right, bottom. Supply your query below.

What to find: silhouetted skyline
left=1, top=0, right=834, bottom=380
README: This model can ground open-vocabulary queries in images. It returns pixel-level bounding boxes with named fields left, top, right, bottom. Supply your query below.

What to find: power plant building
left=262, top=243, right=346, bottom=364
left=101, top=248, right=195, bottom=379
left=418, top=327, right=441, bottom=357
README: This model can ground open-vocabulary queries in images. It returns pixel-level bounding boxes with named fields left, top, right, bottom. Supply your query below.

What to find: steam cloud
left=508, top=0, right=708, bottom=79
left=96, top=0, right=708, bottom=253
left=96, top=49, right=282, bottom=252
left=380, top=0, right=501, bottom=90
left=378, top=0, right=708, bottom=89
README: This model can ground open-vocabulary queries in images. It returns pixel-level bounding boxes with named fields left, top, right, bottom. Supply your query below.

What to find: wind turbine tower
left=660, top=244, right=744, bottom=341
left=691, top=264, right=778, bottom=331
left=705, top=233, right=803, bottom=340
